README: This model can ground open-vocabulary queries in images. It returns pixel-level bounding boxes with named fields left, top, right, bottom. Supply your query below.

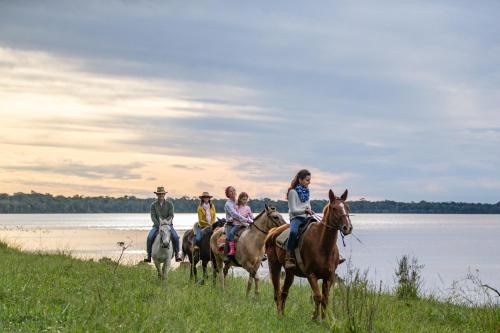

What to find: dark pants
left=146, top=225, right=180, bottom=257
left=287, top=216, right=308, bottom=253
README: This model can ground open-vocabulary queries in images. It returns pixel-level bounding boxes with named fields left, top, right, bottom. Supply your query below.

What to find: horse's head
left=325, top=189, right=353, bottom=235
left=263, top=204, right=287, bottom=229
left=212, top=217, right=226, bottom=230
left=159, top=220, right=172, bottom=248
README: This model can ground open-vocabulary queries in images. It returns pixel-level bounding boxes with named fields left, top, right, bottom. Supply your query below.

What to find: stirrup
left=284, top=256, right=296, bottom=269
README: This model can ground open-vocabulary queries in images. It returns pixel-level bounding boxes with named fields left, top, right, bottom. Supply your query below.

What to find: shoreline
left=0, top=226, right=187, bottom=265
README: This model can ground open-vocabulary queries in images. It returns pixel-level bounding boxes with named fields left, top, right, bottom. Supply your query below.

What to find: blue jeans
left=146, top=225, right=180, bottom=257
left=194, top=223, right=203, bottom=243
left=287, top=216, right=308, bottom=253
left=227, top=224, right=241, bottom=242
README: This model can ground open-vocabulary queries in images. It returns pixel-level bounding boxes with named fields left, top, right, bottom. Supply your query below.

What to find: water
left=1, top=213, right=499, bottom=298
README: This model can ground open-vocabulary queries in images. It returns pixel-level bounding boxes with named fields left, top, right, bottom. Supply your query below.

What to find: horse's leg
left=187, top=252, right=194, bottom=280
left=268, top=248, right=283, bottom=314
left=221, top=262, right=231, bottom=291
left=199, top=260, right=207, bottom=285
left=307, top=274, right=322, bottom=321
left=212, top=255, right=219, bottom=287
left=254, top=273, right=260, bottom=298
left=280, top=271, right=295, bottom=315
left=193, top=257, right=198, bottom=283
left=246, top=273, right=253, bottom=297
left=162, top=261, right=168, bottom=280
left=154, top=261, right=161, bottom=280
left=321, top=277, right=333, bottom=320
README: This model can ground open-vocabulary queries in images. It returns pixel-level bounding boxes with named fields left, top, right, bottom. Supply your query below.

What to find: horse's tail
left=265, top=224, right=289, bottom=248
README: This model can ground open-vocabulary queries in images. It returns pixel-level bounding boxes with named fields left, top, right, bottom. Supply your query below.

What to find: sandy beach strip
left=0, top=226, right=187, bottom=266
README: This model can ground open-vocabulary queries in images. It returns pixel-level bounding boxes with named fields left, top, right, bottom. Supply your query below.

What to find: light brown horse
left=265, top=189, right=353, bottom=320
left=210, top=205, right=287, bottom=296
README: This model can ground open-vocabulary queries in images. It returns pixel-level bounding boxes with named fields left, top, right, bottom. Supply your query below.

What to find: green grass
left=0, top=242, right=498, bottom=332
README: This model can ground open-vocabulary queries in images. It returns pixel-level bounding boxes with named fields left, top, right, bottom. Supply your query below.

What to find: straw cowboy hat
left=154, top=186, right=167, bottom=194
left=199, top=191, right=213, bottom=199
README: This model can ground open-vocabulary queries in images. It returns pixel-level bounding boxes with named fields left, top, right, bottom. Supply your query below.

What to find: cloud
left=0, top=1, right=499, bottom=202
left=171, top=164, right=203, bottom=171
left=0, top=161, right=145, bottom=180
left=1, top=178, right=150, bottom=197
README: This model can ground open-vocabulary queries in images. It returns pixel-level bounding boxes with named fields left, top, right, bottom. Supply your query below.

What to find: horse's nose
left=342, top=224, right=353, bottom=235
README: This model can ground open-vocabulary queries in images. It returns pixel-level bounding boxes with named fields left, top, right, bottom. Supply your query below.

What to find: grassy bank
left=0, top=242, right=498, bottom=332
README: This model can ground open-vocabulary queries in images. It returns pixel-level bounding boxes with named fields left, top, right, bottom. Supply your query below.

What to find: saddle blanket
left=276, top=228, right=291, bottom=250
left=217, top=235, right=226, bottom=253
left=216, top=226, right=248, bottom=253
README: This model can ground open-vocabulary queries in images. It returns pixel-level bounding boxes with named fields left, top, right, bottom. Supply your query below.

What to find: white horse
left=152, top=219, right=174, bottom=280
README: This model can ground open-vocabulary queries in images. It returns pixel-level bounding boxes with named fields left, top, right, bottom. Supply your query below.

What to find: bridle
left=251, top=210, right=282, bottom=235
left=160, top=223, right=172, bottom=247
left=317, top=201, right=350, bottom=233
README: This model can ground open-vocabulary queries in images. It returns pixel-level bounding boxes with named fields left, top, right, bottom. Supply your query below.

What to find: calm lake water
left=1, top=213, right=499, bottom=298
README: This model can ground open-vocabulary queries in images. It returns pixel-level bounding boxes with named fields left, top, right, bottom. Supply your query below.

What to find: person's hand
left=305, top=208, right=313, bottom=215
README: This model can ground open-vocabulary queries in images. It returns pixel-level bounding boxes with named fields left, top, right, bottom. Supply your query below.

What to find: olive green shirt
left=150, top=200, right=174, bottom=227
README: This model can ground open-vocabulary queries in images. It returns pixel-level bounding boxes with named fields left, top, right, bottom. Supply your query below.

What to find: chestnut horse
left=265, top=189, right=353, bottom=320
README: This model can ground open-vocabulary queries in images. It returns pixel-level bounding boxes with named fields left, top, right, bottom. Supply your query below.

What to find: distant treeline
left=1, top=192, right=499, bottom=214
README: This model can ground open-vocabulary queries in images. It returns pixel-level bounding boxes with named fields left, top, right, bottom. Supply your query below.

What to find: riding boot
left=228, top=241, right=236, bottom=256
left=174, top=252, right=182, bottom=262
left=143, top=256, right=151, bottom=263
left=284, top=250, right=296, bottom=269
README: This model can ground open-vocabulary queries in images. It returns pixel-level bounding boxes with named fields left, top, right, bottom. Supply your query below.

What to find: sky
left=0, top=1, right=499, bottom=202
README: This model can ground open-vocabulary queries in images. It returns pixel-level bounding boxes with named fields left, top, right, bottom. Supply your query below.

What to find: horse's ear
left=341, top=189, right=348, bottom=201
left=329, top=189, right=335, bottom=202
left=265, top=203, right=270, bottom=212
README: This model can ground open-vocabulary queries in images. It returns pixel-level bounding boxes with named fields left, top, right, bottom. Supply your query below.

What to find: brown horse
left=210, top=204, right=287, bottom=296
left=265, top=189, right=353, bottom=320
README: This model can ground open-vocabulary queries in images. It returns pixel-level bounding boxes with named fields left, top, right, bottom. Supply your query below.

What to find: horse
left=210, top=204, right=287, bottom=297
left=265, top=189, right=353, bottom=320
left=152, top=219, right=174, bottom=280
left=182, top=218, right=226, bottom=285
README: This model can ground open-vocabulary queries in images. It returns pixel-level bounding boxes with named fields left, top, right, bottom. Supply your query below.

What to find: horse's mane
left=253, top=209, right=266, bottom=221
left=253, top=205, right=276, bottom=222
left=322, top=201, right=331, bottom=222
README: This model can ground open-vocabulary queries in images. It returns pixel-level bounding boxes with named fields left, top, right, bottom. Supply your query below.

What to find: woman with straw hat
left=193, top=191, right=217, bottom=249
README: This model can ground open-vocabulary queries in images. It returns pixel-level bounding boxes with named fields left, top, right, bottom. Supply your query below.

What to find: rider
left=144, top=186, right=182, bottom=263
left=285, top=169, right=313, bottom=269
left=224, top=186, right=252, bottom=262
left=236, top=192, right=254, bottom=222
left=194, top=191, right=216, bottom=250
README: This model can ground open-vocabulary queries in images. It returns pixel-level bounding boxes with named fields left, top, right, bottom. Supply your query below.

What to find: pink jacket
left=236, top=205, right=254, bottom=222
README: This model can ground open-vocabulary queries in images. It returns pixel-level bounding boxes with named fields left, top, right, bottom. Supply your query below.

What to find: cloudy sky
left=0, top=1, right=499, bottom=202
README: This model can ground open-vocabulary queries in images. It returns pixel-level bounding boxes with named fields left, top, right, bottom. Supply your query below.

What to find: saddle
left=276, top=218, right=316, bottom=273
left=275, top=218, right=315, bottom=250
left=216, top=224, right=247, bottom=253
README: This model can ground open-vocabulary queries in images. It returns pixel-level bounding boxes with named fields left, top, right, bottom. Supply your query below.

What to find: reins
left=312, top=212, right=347, bottom=247
left=251, top=221, right=268, bottom=234
left=251, top=211, right=280, bottom=234
left=312, top=211, right=364, bottom=247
